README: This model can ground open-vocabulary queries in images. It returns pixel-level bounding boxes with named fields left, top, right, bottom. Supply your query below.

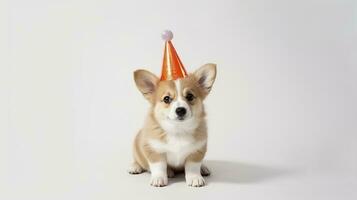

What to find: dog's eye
left=186, top=93, right=195, bottom=101
left=163, top=96, right=171, bottom=104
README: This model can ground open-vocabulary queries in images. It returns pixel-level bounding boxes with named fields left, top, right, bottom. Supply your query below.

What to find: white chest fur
left=148, top=134, right=206, bottom=168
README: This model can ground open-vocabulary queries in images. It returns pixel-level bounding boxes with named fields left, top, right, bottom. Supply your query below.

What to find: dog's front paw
left=186, top=175, right=205, bottom=187
left=150, top=175, right=168, bottom=187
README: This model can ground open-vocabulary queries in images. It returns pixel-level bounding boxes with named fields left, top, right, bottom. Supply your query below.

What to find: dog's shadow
left=170, top=160, right=292, bottom=185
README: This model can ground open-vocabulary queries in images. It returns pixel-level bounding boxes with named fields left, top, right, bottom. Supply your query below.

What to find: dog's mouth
left=177, top=116, right=185, bottom=121
left=166, top=116, right=189, bottom=122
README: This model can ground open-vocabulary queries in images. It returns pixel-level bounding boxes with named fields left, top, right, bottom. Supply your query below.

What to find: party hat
left=160, top=30, right=188, bottom=81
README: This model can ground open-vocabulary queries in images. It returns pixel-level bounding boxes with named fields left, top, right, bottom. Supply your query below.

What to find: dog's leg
left=185, top=161, right=205, bottom=187
left=144, top=149, right=168, bottom=187
left=200, top=164, right=210, bottom=176
left=185, top=151, right=206, bottom=187
left=149, top=161, right=168, bottom=187
left=128, top=161, right=145, bottom=174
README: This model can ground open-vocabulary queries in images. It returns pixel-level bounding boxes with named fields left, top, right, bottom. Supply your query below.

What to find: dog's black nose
left=175, top=107, right=187, bottom=117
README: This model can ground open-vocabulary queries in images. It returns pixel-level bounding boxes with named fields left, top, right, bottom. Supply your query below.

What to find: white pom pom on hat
left=161, top=30, right=173, bottom=41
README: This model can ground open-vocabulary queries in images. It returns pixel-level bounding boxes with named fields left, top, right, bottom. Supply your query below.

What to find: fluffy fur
left=128, top=63, right=217, bottom=187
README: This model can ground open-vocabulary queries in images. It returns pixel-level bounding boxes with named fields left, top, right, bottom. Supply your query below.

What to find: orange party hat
left=160, top=30, right=188, bottom=81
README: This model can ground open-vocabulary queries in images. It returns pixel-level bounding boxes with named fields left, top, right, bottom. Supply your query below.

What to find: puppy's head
left=134, top=63, right=217, bottom=133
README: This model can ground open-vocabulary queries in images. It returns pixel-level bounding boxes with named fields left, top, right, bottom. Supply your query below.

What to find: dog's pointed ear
left=194, top=63, right=217, bottom=98
left=134, top=69, right=159, bottom=101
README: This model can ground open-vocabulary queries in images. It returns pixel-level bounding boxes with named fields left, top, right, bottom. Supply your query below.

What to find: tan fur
left=130, top=63, right=217, bottom=186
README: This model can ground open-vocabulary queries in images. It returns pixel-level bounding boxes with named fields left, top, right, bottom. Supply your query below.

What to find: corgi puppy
left=128, top=63, right=217, bottom=187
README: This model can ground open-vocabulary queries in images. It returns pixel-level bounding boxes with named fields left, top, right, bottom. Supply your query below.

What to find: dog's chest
left=149, top=135, right=205, bottom=167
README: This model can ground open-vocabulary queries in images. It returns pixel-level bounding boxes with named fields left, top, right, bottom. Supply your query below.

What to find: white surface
left=1, top=0, right=356, bottom=199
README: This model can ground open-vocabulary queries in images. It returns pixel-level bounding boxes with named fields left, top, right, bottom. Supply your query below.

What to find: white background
left=1, top=0, right=356, bottom=199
